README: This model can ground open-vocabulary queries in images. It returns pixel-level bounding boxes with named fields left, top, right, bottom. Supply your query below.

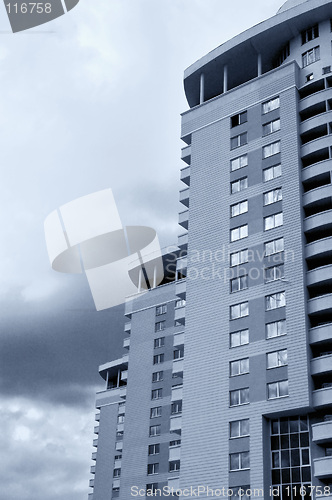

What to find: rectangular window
left=230, top=275, right=248, bottom=293
left=230, top=358, right=249, bottom=376
left=230, top=419, right=250, bottom=438
left=153, top=354, right=164, bottom=365
left=148, top=444, right=160, bottom=455
left=169, top=439, right=181, bottom=447
left=302, top=46, right=320, bottom=67
left=113, top=468, right=121, bottom=477
left=175, top=299, right=186, bottom=308
left=263, top=164, right=282, bottom=182
left=173, top=347, right=184, bottom=360
left=230, top=248, right=249, bottom=267
left=149, top=425, right=161, bottom=437
left=264, top=212, right=283, bottom=231
left=147, top=463, right=159, bottom=475
left=265, top=237, right=284, bottom=256
left=230, top=387, right=249, bottom=407
left=264, top=188, right=282, bottom=206
left=155, top=321, right=165, bottom=332
left=230, top=451, right=250, bottom=471
left=154, top=337, right=165, bottom=349
left=263, top=141, right=280, bottom=158
left=268, top=380, right=289, bottom=399
left=231, top=132, right=248, bottom=150
left=230, top=224, right=248, bottom=242
left=301, top=24, right=319, bottom=45
left=231, top=200, right=248, bottom=217
left=150, top=406, right=162, bottom=418
left=231, top=154, right=248, bottom=172
left=152, top=371, right=163, bottom=382
left=262, top=97, right=280, bottom=114
left=266, top=291, right=286, bottom=311
left=169, top=460, right=180, bottom=472
left=263, top=119, right=280, bottom=136
left=156, top=304, right=167, bottom=316
left=266, top=320, right=286, bottom=339
left=171, top=401, right=182, bottom=414
left=230, top=301, right=249, bottom=320
left=231, top=111, right=247, bottom=128
left=146, top=484, right=159, bottom=494
left=231, top=177, right=248, bottom=194
left=264, top=264, right=284, bottom=283
left=151, top=389, right=162, bottom=400
left=267, top=349, right=288, bottom=369
left=230, top=329, right=249, bottom=348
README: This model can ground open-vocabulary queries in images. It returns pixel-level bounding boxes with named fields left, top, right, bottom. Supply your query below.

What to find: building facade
left=89, top=1, right=332, bottom=498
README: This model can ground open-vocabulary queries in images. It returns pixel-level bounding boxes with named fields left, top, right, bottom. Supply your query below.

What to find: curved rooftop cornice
left=184, top=0, right=332, bottom=107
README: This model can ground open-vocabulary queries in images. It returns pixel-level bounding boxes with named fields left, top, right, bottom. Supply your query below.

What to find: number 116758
left=6, top=3, right=52, bottom=14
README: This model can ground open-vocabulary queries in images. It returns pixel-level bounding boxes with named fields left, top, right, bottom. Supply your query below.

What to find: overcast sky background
left=0, top=0, right=283, bottom=498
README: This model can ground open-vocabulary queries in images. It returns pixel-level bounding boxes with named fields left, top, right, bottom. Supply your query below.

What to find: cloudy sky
left=0, top=0, right=283, bottom=498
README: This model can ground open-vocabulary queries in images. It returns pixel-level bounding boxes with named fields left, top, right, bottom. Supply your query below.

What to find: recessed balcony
left=89, top=479, right=95, bottom=488
left=179, top=188, right=190, bottom=208
left=301, top=135, right=332, bottom=158
left=307, top=265, right=332, bottom=287
left=308, top=294, right=332, bottom=316
left=181, top=145, right=191, bottom=165
left=172, top=358, right=184, bottom=375
left=123, top=337, right=130, bottom=349
left=94, top=425, right=99, bottom=435
left=91, top=451, right=97, bottom=461
left=88, top=493, right=94, bottom=500
left=299, top=88, right=332, bottom=113
left=180, top=166, right=190, bottom=186
left=93, top=438, right=98, bottom=447
left=95, top=412, right=100, bottom=422
left=302, top=159, right=332, bottom=185
left=312, top=420, right=332, bottom=444
left=304, top=209, right=332, bottom=234
left=178, top=232, right=188, bottom=251
left=306, top=236, right=332, bottom=261
left=179, top=210, right=189, bottom=230
left=121, top=370, right=128, bottom=381
left=175, top=279, right=186, bottom=300
left=311, top=353, right=332, bottom=376
left=124, top=322, right=131, bottom=333
left=313, top=456, right=332, bottom=479
left=299, top=112, right=329, bottom=135
left=174, top=306, right=185, bottom=324
left=90, top=465, right=96, bottom=474
left=312, top=386, right=332, bottom=408
left=310, top=324, right=332, bottom=345
left=303, top=185, right=332, bottom=209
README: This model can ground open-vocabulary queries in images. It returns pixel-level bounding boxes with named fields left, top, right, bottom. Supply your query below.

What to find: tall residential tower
left=89, top=1, right=332, bottom=498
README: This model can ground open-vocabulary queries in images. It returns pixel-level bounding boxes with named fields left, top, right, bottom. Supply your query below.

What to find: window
left=151, top=389, right=162, bottom=400
left=263, top=119, right=280, bottom=136
left=230, top=419, right=250, bottom=438
left=267, top=349, right=288, bottom=369
left=306, top=73, right=314, bottom=82
left=231, top=111, right=247, bottom=128
left=152, top=371, right=163, bottom=383
left=230, top=224, right=248, bottom=242
left=231, top=200, right=248, bottom=217
left=153, top=354, right=164, bottom=365
left=148, top=444, right=160, bottom=455
left=265, top=237, right=284, bottom=256
left=263, top=164, right=281, bottom=182
left=171, top=401, right=182, bottom=414
left=154, top=337, right=165, bottom=349
left=146, top=484, right=159, bottom=494
left=231, top=132, right=247, bottom=150
left=301, top=24, right=319, bottom=45
left=155, top=321, right=165, bottom=332
left=169, top=460, right=180, bottom=472
left=231, top=177, right=248, bottom=194
left=264, top=264, right=284, bottom=283
left=230, top=451, right=250, bottom=471
left=150, top=406, right=162, bottom=418
left=149, top=425, right=161, bottom=437
left=323, top=65, right=331, bottom=75
left=264, top=212, right=283, bottom=231
left=230, top=249, right=248, bottom=267
left=302, top=46, right=320, bottom=67
left=230, top=301, right=249, bottom=320
left=262, top=97, right=280, bottom=114
left=277, top=43, right=290, bottom=66
left=170, top=439, right=181, bottom=447
left=230, top=358, right=249, bottom=376
left=264, top=188, right=282, bottom=206
left=266, top=320, right=286, bottom=339
left=114, top=454, right=122, bottom=460
left=230, top=329, right=249, bottom=348
left=113, top=468, right=121, bottom=477
left=231, top=154, right=248, bottom=172
left=266, top=292, right=286, bottom=311
left=263, top=141, right=280, bottom=158
left=230, top=487, right=251, bottom=500
left=156, top=304, right=167, bottom=316
left=147, top=463, right=159, bottom=475
left=175, top=299, right=186, bottom=308
left=230, top=275, right=248, bottom=293
left=230, top=387, right=249, bottom=407
left=268, top=380, right=289, bottom=399
left=117, top=415, right=125, bottom=424
left=173, top=347, right=184, bottom=360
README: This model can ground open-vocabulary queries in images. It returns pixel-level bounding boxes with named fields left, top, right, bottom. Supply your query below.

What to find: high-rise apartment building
left=89, top=1, right=332, bottom=498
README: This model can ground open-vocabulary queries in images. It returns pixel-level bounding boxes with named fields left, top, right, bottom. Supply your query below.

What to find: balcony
left=89, top=479, right=95, bottom=488
left=312, top=420, right=332, bottom=444
left=124, top=322, right=131, bottom=333
left=88, top=494, right=93, bottom=500
left=313, top=386, right=332, bottom=408
left=179, top=188, right=190, bottom=208
left=179, top=210, right=189, bottom=230
left=301, top=135, right=332, bottom=159
left=311, top=353, right=332, bottom=376
left=308, top=294, right=332, bottom=316
left=172, top=358, right=184, bottom=375
left=175, top=279, right=186, bottom=299
left=181, top=145, right=191, bottom=165
left=123, top=337, right=130, bottom=349
left=93, top=438, right=98, bottom=447
left=113, top=478, right=120, bottom=489
left=300, top=113, right=330, bottom=135
left=302, top=159, right=332, bottom=185
left=94, top=425, right=99, bottom=435
left=313, top=456, right=332, bottom=479
left=299, top=88, right=332, bottom=112
left=91, top=452, right=97, bottom=461
left=90, top=465, right=96, bottom=474
left=310, top=324, right=332, bottom=345
left=305, top=236, right=332, bottom=260
left=174, top=332, right=184, bottom=346
left=180, top=165, right=190, bottom=186
left=121, top=370, right=128, bottom=381
left=303, top=185, right=332, bottom=209
left=170, top=415, right=182, bottom=432
left=174, top=306, right=185, bottom=325
left=178, top=232, right=188, bottom=250
left=307, top=265, right=332, bottom=287
left=304, top=210, right=332, bottom=234
left=95, top=412, right=100, bottom=422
